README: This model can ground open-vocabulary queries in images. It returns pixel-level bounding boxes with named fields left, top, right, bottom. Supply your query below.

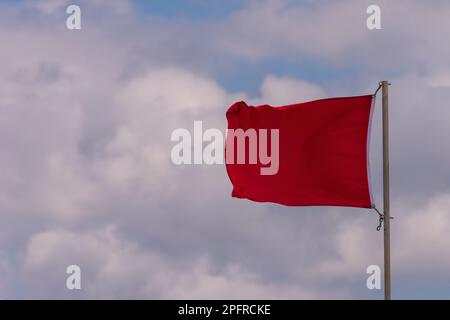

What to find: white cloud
left=303, top=192, right=450, bottom=286
left=258, top=74, right=326, bottom=105
left=24, top=226, right=331, bottom=299
left=394, top=194, right=450, bottom=275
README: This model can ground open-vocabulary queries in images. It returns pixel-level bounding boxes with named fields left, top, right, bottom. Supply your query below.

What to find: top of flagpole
left=374, top=81, right=391, bottom=97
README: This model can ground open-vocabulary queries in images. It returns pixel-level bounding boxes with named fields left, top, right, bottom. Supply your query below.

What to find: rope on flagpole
left=371, top=205, right=393, bottom=231
left=371, top=81, right=392, bottom=232
left=372, top=205, right=384, bottom=231
left=373, top=82, right=383, bottom=97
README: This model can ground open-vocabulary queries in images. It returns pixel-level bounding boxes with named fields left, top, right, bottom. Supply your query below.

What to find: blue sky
left=131, top=0, right=370, bottom=95
left=132, top=0, right=245, bottom=19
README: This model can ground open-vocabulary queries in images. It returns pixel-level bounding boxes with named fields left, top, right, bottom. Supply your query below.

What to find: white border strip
left=367, top=95, right=376, bottom=206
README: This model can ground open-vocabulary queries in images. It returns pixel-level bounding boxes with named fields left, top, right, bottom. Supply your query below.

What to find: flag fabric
left=225, top=95, right=374, bottom=208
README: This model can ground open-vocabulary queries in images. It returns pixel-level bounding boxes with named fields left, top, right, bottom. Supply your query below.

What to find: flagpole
left=381, top=80, right=391, bottom=300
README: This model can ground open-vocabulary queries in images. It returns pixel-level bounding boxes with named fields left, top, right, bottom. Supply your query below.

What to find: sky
left=0, top=0, right=450, bottom=299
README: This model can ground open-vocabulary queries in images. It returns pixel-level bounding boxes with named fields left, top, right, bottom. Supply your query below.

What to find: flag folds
left=225, top=95, right=374, bottom=208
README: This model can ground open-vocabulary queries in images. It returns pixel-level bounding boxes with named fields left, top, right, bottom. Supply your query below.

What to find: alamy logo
left=66, top=5, right=81, bottom=30
left=366, top=5, right=381, bottom=30
left=66, top=265, right=81, bottom=290
left=171, top=121, right=279, bottom=175
left=366, top=265, right=381, bottom=290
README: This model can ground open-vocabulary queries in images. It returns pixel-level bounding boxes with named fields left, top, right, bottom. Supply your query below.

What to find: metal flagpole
left=381, top=80, right=391, bottom=300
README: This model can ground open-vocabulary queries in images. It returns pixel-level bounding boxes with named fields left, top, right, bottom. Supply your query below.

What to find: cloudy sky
left=1, top=0, right=450, bottom=299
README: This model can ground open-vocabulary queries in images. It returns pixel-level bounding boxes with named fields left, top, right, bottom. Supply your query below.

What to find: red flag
left=225, top=95, right=374, bottom=208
